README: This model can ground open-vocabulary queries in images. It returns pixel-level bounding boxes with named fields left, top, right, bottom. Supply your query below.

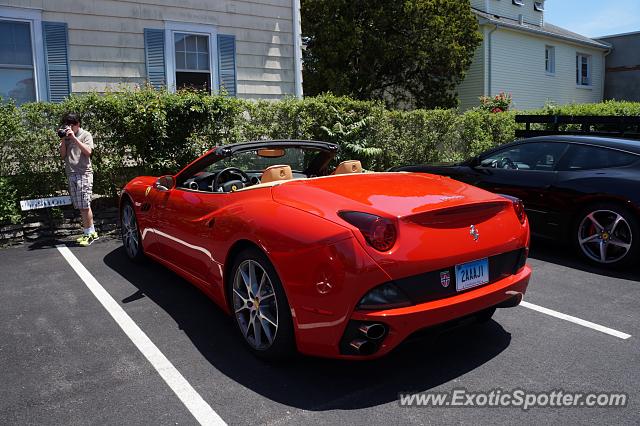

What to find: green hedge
left=534, top=100, right=640, bottom=116
left=1, top=88, right=638, bottom=224
left=528, top=101, right=640, bottom=133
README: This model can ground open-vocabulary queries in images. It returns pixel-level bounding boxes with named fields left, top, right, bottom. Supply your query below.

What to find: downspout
left=487, top=24, right=499, bottom=97
left=602, top=46, right=613, bottom=100
left=292, top=0, right=303, bottom=98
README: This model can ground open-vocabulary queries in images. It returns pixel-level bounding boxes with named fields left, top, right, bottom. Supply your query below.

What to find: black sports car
left=393, top=136, right=640, bottom=267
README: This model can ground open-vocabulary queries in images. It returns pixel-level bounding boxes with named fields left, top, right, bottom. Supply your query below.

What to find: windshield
left=207, top=147, right=319, bottom=173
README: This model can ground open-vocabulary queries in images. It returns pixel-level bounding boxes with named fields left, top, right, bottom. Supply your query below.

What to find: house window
left=576, top=53, right=591, bottom=86
left=545, top=46, right=555, bottom=74
left=174, top=32, right=210, bottom=92
left=512, top=0, right=524, bottom=6
left=534, top=1, right=545, bottom=12
left=157, top=22, right=236, bottom=95
left=0, top=19, right=36, bottom=104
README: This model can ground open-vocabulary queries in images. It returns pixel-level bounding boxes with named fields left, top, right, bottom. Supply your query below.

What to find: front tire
left=229, top=248, right=295, bottom=360
left=575, top=202, right=639, bottom=267
left=121, top=201, right=145, bottom=263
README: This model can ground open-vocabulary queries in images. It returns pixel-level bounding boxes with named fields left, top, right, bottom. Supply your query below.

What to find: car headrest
left=260, top=164, right=293, bottom=184
left=332, top=160, right=363, bottom=175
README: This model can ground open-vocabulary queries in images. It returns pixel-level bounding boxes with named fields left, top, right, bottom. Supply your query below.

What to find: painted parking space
left=56, top=245, right=226, bottom=426
left=1, top=236, right=639, bottom=425
left=0, top=242, right=196, bottom=425
left=519, top=300, right=631, bottom=340
left=525, top=238, right=640, bottom=333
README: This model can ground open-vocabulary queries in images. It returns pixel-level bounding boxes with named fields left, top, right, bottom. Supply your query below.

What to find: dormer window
left=534, top=1, right=544, bottom=11
left=512, top=0, right=524, bottom=6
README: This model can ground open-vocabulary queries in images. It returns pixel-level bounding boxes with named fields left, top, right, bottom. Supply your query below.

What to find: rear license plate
left=455, top=258, right=489, bottom=291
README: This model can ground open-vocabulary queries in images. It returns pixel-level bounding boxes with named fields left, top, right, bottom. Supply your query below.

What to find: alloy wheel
left=232, top=259, right=279, bottom=350
left=122, top=204, right=140, bottom=259
left=578, top=209, right=633, bottom=264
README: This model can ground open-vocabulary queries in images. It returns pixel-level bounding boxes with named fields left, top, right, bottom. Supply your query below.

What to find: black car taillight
left=338, top=211, right=397, bottom=252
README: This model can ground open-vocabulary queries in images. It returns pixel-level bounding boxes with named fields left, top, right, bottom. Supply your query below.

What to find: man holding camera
left=59, top=113, right=98, bottom=246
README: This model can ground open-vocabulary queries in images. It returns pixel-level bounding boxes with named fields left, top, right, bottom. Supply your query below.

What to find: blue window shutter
left=42, top=22, right=70, bottom=102
left=217, top=34, right=236, bottom=96
left=144, top=28, right=166, bottom=89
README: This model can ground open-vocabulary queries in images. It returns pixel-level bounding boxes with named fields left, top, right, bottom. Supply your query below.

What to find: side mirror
left=154, top=175, right=174, bottom=191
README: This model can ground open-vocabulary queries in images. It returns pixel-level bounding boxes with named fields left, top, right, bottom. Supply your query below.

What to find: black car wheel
left=121, top=201, right=145, bottom=262
left=229, top=247, right=295, bottom=360
left=575, top=203, right=639, bottom=267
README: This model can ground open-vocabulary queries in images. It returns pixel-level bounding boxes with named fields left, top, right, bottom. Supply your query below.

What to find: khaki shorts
left=68, top=173, right=93, bottom=209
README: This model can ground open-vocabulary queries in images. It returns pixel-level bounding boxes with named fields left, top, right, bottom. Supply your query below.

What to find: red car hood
left=271, top=172, right=504, bottom=219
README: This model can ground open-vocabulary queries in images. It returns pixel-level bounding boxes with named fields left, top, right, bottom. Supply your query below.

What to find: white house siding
left=487, top=27, right=604, bottom=110
left=0, top=0, right=297, bottom=99
left=1, top=0, right=43, bottom=8
left=457, top=32, right=485, bottom=111
left=470, top=0, right=485, bottom=10
left=485, top=0, right=544, bottom=26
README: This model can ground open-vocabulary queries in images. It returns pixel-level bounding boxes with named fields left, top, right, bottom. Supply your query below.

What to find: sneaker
left=78, top=232, right=99, bottom=247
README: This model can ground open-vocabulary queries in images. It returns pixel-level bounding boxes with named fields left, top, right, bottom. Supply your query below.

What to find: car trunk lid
left=272, top=173, right=527, bottom=281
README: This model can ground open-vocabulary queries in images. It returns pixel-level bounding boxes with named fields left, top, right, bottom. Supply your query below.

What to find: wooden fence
left=515, top=115, right=640, bottom=139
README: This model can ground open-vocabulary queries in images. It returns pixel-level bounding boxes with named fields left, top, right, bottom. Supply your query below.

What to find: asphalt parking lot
left=1, top=236, right=638, bottom=425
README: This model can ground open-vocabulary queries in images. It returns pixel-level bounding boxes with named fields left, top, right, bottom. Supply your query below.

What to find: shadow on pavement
left=528, top=237, right=640, bottom=282
left=26, top=234, right=120, bottom=251
left=104, top=246, right=511, bottom=411
left=26, top=238, right=69, bottom=250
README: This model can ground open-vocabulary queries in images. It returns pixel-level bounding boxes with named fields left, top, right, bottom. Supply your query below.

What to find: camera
left=57, top=126, right=71, bottom=138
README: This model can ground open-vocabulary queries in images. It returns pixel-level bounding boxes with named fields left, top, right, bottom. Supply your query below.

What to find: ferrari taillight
left=499, top=194, right=527, bottom=225
left=338, top=211, right=397, bottom=252
left=512, top=199, right=527, bottom=225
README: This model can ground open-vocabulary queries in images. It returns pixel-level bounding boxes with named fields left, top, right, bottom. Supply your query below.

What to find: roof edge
left=473, top=10, right=611, bottom=50
left=595, top=30, right=640, bottom=40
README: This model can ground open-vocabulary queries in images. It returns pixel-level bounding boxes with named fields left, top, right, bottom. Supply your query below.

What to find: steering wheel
left=211, top=167, right=250, bottom=192
left=497, top=157, right=518, bottom=169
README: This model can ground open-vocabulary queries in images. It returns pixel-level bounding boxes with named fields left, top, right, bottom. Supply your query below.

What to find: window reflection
left=0, top=20, right=36, bottom=104
left=174, top=32, right=210, bottom=92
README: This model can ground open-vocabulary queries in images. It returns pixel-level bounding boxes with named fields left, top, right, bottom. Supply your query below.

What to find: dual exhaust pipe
left=349, top=323, right=387, bottom=355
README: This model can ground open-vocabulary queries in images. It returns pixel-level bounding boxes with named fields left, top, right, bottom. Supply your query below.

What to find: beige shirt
left=64, top=128, right=94, bottom=175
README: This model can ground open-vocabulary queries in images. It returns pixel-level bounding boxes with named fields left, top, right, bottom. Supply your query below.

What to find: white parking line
left=521, top=300, right=631, bottom=340
left=56, top=245, right=226, bottom=426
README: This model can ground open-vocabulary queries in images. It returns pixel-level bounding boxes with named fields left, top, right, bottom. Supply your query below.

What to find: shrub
left=0, top=177, right=20, bottom=224
left=479, top=92, right=512, bottom=113
left=528, top=100, right=640, bottom=133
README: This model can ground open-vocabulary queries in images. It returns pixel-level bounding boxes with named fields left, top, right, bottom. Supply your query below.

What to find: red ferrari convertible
left=120, top=140, right=531, bottom=360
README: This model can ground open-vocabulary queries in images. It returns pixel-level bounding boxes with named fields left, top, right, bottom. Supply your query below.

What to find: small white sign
left=20, top=196, right=72, bottom=211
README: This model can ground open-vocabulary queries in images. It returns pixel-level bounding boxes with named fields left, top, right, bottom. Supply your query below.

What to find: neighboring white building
left=0, top=0, right=303, bottom=104
left=458, top=0, right=611, bottom=111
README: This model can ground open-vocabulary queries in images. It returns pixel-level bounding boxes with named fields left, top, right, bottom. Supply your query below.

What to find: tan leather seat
left=260, top=164, right=293, bottom=184
left=332, top=160, right=363, bottom=175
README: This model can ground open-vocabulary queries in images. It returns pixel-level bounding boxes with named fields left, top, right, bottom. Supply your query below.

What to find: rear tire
left=574, top=202, right=639, bottom=267
left=228, top=247, right=295, bottom=360
left=121, top=201, right=145, bottom=263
